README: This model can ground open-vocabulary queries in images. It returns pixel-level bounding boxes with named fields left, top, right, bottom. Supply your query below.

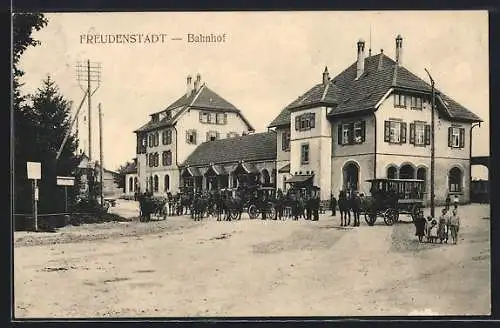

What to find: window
left=394, top=93, right=406, bottom=108
left=338, top=120, right=365, bottom=145
left=134, top=177, right=138, bottom=192
left=148, top=153, right=154, bottom=167
left=410, top=96, right=423, bottom=110
left=164, top=174, right=170, bottom=192
left=384, top=121, right=406, bottom=144
left=227, top=132, right=239, bottom=138
left=301, top=143, right=310, bottom=164
left=448, top=127, right=465, bottom=148
left=206, top=131, right=219, bottom=142
left=449, top=167, right=462, bottom=192
left=162, top=130, right=172, bottom=145
left=282, top=130, right=290, bottom=151
left=200, top=112, right=209, bottom=123
left=148, top=134, right=153, bottom=147
left=410, top=122, right=430, bottom=146
left=153, top=175, right=159, bottom=192
left=154, top=132, right=159, bottom=147
left=387, top=166, right=397, bottom=179
left=216, top=113, right=227, bottom=124
left=162, top=150, right=172, bottom=166
left=295, top=113, right=315, bottom=131
left=152, top=114, right=159, bottom=122
left=186, top=130, right=197, bottom=144
left=129, top=177, right=133, bottom=193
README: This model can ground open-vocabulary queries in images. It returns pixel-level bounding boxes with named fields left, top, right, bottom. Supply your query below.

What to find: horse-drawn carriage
left=362, top=178, right=425, bottom=226
left=218, top=185, right=276, bottom=220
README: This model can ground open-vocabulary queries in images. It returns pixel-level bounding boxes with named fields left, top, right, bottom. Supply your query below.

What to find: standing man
left=330, top=193, right=337, bottom=217
left=312, top=194, right=320, bottom=221
left=449, top=208, right=461, bottom=244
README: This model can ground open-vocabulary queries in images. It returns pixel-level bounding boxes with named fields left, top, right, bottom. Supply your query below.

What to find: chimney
left=322, top=66, right=330, bottom=85
left=356, top=38, right=366, bottom=80
left=193, top=73, right=202, bottom=92
left=377, top=49, right=384, bottom=70
left=186, top=75, right=193, bottom=97
left=395, top=34, right=403, bottom=66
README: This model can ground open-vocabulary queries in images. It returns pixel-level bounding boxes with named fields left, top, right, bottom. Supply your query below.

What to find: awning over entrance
left=278, top=163, right=290, bottom=173
left=205, top=164, right=228, bottom=176
left=285, top=174, right=314, bottom=184
left=181, top=166, right=202, bottom=177
left=234, top=162, right=259, bottom=175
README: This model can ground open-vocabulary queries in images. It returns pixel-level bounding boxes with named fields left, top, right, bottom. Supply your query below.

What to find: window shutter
left=459, top=128, right=465, bottom=148
left=425, top=125, right=431, bottom=145
left=282, top=133, right=287, bottom=150
left=295, top=116, right=300, bottom=131
left=348, top=123, right=354, bottom=144
left=448, top=127, right=453, bottom=147
left=310, top=113, right=316, bottom=128
left=360, top=120, right=366, bottom=142
left=193, top=131, right=197, bottom=144
left=409, top=123, right=415, bottom=144
left=384, top=121, right=390, bottom=142
left=337, top=124, right=343, bottom=145
left=224, top=113, right=227, bottom=124
left=401, top=122, right=407, bottom=143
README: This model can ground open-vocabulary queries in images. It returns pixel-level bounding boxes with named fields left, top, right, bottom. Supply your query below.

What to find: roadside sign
left=27, top=162, right=41, bottom=180
left=57, top=176, right=75, bottom=186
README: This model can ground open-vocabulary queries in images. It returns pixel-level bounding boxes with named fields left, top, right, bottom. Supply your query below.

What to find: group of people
left=413, top=196, right=461, bottom=244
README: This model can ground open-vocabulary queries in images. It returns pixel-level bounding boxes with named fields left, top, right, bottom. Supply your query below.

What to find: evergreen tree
left=13, top=13, right=48, bottom=214
left=18, top=76, right=80, bottom=213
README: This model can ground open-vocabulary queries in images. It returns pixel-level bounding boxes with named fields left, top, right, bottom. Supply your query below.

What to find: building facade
left=133, top=74, right=254, bottom=195
left=269, top=35, right=482, bottom=204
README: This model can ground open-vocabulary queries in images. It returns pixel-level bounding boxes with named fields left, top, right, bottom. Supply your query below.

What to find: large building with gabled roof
left=133, top=73, right=255, bottom=193
left=269, top=35, right=482, bottom=203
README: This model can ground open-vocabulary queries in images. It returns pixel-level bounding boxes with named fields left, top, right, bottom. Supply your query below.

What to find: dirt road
left=14, top=203, right=490, bottom=317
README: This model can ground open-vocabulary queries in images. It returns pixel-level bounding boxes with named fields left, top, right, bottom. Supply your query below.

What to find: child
left=425, top=216, right=433, bottom=243
left=429, top=219, right=438, bottom=243
left=438, top=208, right=448, bottom=244
left=414, top=210, right=426, bottom=242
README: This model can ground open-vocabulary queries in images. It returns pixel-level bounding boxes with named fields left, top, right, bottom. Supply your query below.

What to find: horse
left=350, top=192, right=362, bottom=226
left=338, top=190, right=351, bottom=226
left=191, top=193, right=209, bottom=221
left=138, top=193, right=167, bottom=222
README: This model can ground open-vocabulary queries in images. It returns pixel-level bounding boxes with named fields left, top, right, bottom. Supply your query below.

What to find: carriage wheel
left=248, top=204, right=259, bottom=219
left=364, top=212, right=376, bottom=226
left=383, top=209, right=396, bottom=226
left=411, top=203, right=423, bottom=222
left=229, top=209, right=239, bottom=220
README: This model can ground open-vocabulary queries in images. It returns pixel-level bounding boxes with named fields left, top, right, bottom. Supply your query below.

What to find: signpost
left=27, top=162, right=41, bottom=231
left=57, top=176, right=75, bottom=213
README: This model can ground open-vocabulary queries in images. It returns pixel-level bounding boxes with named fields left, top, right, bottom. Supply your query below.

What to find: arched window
left=134, top=177, right=138, bottom=192
left=129, top=177, right=134, bottom=192
left=387, top=166, right=397, bottom=179
left=164, top=174, right=170, bottom=192
left=153, top=175, right=159, bottom=192
left=154, top=132, right=159, bottom=147
left=417, top=167, right=427, bottom=191
left=399, top=164, right=415, bottom=179
left=148, top=176, right=153, bottom=192
left=449, top=167, right=463, bottom=192
left=271, top=169, right=277, bottom=185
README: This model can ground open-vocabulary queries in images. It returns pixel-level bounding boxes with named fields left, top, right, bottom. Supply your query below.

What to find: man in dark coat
left=330, top=193, right=337, bottom=216
left=305, top=196, right=312, bottom=220
left=312, top=195, right=320, bottom=221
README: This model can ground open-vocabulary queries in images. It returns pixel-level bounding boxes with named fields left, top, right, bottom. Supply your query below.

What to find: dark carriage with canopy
left=285, top=173, right=319, bottom=199
left=362, top=178, right=425, bottom=226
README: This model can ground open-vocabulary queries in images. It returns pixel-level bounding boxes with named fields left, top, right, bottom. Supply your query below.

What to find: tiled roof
left=122, top=161, right=137, bottom=174
left=135, top=84, right=254, bottom=133
left=182, top=131, right=277, bottom=167
left=269, top=53, right=481, bottom=127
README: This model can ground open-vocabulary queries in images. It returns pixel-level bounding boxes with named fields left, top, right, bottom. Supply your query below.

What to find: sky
left=18, top=11, right=489, bottom=178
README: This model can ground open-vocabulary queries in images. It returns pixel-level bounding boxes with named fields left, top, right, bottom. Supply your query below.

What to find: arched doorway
left=133, top=177, right=138, bottom=192
left=261, top=169, right=271, bottom=185
left=399, top=164, right=415, bottom=179
left=387, top=166, right=397, bottom=179
left=417, top=167, right=427, bottom=191
left=449, top=167, right=463, bottom=193
left=164, top=174, right=170, bottom=192
left=230, top=171, right=238, bottom=188
left=343, top=162, right=359, bottom=191
left=129, top=177, right=134, bottom=193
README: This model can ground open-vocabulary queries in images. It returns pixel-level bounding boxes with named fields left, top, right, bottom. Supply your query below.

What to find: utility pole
left=425, top=68, right=435, bottom=218
left=99, top=103, right=104, bottom=207
left=76, top=60, right=101, bottom=201
left=470, top=122, right=481, bottom=200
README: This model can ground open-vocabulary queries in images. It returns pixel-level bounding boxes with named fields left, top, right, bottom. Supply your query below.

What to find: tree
left=16, top=76, right=80, bottom=213
left=13, top=13, right=48, bottom=214
left=114, top=162, right=131, bottom=192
